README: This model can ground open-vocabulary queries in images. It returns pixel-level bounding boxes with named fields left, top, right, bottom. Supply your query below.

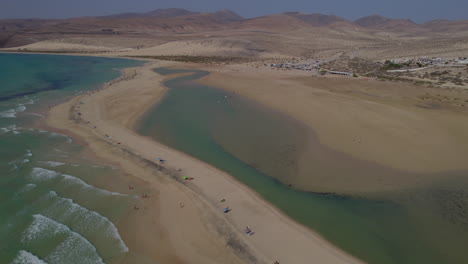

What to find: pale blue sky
left=1, top=0, right=467, bottom=23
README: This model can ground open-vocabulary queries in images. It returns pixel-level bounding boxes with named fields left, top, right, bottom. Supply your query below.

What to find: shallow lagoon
left=138, top=68, right=468, bottom=264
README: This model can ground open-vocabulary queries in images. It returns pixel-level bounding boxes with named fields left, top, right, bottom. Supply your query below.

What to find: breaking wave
left=46, top=191, right=128, bottom=252
left=30, top=167, right=126, bottom=197
left=0, top=103, right=27, bottom=119
left=22, top=214, right=104, bottom=264
left=39, top=161, right=65, bottom=167
left=0, top=125, right=18, bottom=134
left=16, top=105, right=26, bottom=113
left=0, top=108, right=16, bottom=118
left=10, top=250, right=47, bottom=264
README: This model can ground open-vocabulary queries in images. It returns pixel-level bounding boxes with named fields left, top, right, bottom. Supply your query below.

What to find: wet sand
left=199, top=67, right=468, bottom=194
left=46, top=60, right=362, bottom=264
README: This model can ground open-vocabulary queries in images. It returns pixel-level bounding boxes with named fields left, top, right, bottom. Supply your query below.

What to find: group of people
left=244, top=226, right=255, bottom=236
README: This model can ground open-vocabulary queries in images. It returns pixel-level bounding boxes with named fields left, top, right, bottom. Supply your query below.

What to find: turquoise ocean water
left=0, top=53, right=145, bottom=264
left=138, top=68, right=468, bottom=264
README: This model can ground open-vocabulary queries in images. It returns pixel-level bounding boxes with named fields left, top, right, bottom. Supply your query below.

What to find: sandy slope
left=46, top=60, right=362, bottom=264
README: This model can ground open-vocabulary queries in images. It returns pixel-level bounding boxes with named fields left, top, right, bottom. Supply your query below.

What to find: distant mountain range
left=1, top=8, right=468, bottom=48
left=99, top=8, right=244, bottom=23
left=354, top=15, right=420, bottom=30
left=95, top=9, right=468, bottom=31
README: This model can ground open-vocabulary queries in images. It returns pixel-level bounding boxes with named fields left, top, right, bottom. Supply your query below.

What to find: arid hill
left=422, top=19, right=468, bottom=32
left=354, top=15, right=423, bottom=32
left=101, top=8, right=200, bottom=19
left=286, top=12, right=354, bottom=27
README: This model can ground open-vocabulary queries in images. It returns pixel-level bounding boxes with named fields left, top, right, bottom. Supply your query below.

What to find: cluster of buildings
left=456, top=58, right=468, bottom=64
left=269, top=60, right=353, bottom=76
left=326, top=71, right=353, bottom=76
left=387, top=56, right=468, bottom=66
left=270, top=62, right=320, bottom=71
left=384, top=56, right=468, bottom=73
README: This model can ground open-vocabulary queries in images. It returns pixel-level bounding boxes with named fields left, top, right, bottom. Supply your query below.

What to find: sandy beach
left=45, top=60, right=362, bottom=264
left=2, top=5, right=467, bottom=263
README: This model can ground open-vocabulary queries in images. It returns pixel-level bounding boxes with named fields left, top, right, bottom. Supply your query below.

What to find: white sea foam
left=0, top=104, right=26, bottom=119
left=30, top=167, right=126, bottom=196
left=22, top=214, right=69, bottom=242
left=22, top=214, right=104, bottom=264
left=25, top=150, right=33, bottom=157
left=60, top=173, right=125, bottom=196
left=11, top=250, right=47, bottom=264
left=22, top=159, right=30, bottom=163
left=0, top=125, right=18, bottom=134
left=46, top=234, right=104, bottom=264
left=40, top=161, right=66, bottom=167
left=20, top=96, right=35, bottom=105
left=0, top=108, right=16, bottom=118
left=30, top=168, right=60, bottom=181
left=16, top=105, right=26, bottom=112
left=26, top=113, right=45, bottom=118
left=47, top=191, right=128, bottom=252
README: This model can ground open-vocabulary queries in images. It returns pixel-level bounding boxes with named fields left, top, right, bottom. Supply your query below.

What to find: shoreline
left=45, top=59, right=363, bottom=263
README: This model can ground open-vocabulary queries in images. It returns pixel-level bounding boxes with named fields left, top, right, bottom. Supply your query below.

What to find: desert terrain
left=1, top=9, right=468, bottom=60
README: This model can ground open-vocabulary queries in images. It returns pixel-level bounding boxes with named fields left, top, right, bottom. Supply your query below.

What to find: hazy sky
left=1, top=0, right=467, bottom=23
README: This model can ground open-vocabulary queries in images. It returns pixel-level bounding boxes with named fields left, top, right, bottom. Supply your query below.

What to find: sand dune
left=8, top=40, right=116, bottom=52
left=116, top=39, right=265, bottom=57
